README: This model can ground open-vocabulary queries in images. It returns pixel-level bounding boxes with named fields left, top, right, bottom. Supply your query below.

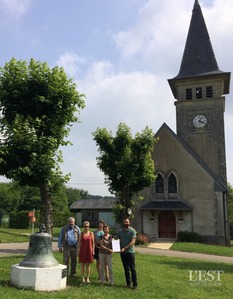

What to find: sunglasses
left=84, top=226, right=89, bottom=228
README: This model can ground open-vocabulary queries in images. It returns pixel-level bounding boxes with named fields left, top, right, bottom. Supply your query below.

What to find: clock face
left=193, top=114, right=208, bottom=128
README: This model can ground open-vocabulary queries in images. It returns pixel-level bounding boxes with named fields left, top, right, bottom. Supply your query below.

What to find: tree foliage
left=227, top=183, right=233, bottom=238
left=0, top=58, right=85, bottom=233
left=65, top=187, right=88, bottom=207
left=93, top=123, right=157, bottom=222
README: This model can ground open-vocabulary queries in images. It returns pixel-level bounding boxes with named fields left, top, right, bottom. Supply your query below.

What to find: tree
left=65, top=187, right=89, bottom=207
left=0, top=182, right=22, bottom=224
left=93, top=123, right=157, bottom=222
left=227, top=183, right=233, bottom=238
left=0, top=58, right=85, bottom=233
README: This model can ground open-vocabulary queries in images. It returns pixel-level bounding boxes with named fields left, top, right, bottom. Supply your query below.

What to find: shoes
left=126, top=284, right=131, bottom=288
left=105, top=277, right=109, bottom=281
left=132, top=286, right=138, bottom=291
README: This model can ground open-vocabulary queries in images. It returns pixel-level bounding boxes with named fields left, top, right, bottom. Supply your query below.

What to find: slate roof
left=168, top=0, right=230, bottom=97
left=176, top=0, right=220, bottom=78
left=70, top=198, right=115, bottom=211
left=141, top=200, right=192, bottom=211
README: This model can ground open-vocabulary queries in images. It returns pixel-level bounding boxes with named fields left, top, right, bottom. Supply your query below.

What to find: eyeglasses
left=84, top=226, right=89, bottom=228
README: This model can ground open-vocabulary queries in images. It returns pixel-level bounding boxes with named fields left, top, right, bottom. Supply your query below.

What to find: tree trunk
left=39, top=183, right=53, bottom=235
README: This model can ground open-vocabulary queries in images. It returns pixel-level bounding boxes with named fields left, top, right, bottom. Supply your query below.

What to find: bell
left=19, top=232, right=59, bottom=268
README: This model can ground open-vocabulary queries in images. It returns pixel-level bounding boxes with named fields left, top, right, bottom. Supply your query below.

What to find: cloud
left=56, top=52, right=86, bottom=79
left=0, top=0, right=31, bottom=18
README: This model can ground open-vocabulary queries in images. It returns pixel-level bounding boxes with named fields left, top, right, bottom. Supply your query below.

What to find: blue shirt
left=58, top=225, right=80, bottom=248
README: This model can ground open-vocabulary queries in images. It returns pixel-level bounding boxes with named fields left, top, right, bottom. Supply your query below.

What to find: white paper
left=112, top=239, right=121, bottom=252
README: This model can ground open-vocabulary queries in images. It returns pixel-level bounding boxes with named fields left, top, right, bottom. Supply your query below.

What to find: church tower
left=168, top=0, right=230, bottom=185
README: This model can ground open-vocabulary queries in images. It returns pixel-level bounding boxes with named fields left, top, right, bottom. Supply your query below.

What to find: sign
left=112, top=239, right=121, bottom=252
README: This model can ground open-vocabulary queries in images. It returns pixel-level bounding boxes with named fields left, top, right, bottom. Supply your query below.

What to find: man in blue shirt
left=118, top=217, right=138, bottom=290
left=58, top=217, right=80, bottom=276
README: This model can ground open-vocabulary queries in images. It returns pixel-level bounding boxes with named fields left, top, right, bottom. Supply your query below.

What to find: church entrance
left=158, top=210, right=176, bottom=238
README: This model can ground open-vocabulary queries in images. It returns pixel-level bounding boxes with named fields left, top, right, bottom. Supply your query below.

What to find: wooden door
left=158, top=210, right=176, bottom=238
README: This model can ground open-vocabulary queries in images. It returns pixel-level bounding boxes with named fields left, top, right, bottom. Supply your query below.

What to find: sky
left=0, top=0, right=232, bottom=196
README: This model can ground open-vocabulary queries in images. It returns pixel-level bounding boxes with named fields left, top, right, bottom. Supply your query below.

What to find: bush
left=52, top=211, right=73, bottom=227
left=135, top=233, right=150, bottom=245
left=9, top=211, right=29, bottom=228
left=229, top=223, right=233, bottom=239
left=177, top=231, right=199, bottom=242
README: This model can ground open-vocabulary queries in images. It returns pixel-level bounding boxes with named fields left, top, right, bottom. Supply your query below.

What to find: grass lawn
left=1, top=252, right=233, bottom=299
left=1, top=227, right=233, bottom=298
left=171, top=242, right=233, bottom=257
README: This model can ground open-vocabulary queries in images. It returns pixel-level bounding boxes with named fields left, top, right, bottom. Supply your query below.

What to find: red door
left=158, top=210, right=176, bottom=238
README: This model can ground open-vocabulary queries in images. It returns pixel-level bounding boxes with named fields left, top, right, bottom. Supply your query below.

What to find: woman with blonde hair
left=77, top=221, right=94, bottom=284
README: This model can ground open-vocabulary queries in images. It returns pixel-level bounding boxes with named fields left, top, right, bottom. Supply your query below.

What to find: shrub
left=52, top=210, right=73, bottom=227
left=230, top=223, right=233, bottom=239
left=135, top=233, right=150, bottom=245
left=9, top=211, right=29, bottom=229
left=177, top=231, right=199, bottom=242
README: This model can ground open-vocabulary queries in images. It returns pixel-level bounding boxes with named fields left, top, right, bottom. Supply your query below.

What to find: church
left=134, top=0, right=231, bottom=246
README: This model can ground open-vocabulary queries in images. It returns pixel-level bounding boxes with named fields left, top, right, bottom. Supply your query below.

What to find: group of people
left=58, top=216, right=138, bottom=290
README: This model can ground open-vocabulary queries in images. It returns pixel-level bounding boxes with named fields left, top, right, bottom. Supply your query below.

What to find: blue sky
left=0, top=0, right=232, bottom=196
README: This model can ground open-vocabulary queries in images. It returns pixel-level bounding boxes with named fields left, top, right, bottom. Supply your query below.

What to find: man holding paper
left=118, top=218, right=138, bottom=291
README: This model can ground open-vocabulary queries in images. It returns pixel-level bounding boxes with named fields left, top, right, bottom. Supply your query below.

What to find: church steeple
left=177, top=0, right=219, bottom=78
left=168, top=0, right=230, bottom=99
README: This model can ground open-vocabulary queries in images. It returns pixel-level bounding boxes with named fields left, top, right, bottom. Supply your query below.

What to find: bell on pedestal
left=19, top=225, right=59, bottom=268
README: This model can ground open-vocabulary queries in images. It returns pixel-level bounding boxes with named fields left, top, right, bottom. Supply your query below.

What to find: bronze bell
left=19, top=228, right=59, bottom=268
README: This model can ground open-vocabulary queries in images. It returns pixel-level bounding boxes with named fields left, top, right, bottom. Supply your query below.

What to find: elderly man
left=58, top=217, right=80, bottom=276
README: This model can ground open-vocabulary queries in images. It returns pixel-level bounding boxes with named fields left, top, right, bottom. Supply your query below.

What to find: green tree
left=93, top=123, right=157, bottom=222
left=0, top=58, right=85, bottom=233
left=227, top=183, right=233, bottom=238
left=65, top=187, right=88, bottom=207
left=0, top=182, right=22, bottom=224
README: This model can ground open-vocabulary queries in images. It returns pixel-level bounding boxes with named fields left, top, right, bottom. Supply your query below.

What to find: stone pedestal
left=10, top=263, right=67, bottom=291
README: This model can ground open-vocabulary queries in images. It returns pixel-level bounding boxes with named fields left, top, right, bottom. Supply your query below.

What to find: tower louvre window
left=196, top=87, right=202, bottom=99
left=206, top=86, right=213, bottom=98
left=186, top=88, right=192, bottom=100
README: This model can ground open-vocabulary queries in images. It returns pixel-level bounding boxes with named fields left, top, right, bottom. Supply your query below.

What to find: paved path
left=1, top=242, right=233, bottom=264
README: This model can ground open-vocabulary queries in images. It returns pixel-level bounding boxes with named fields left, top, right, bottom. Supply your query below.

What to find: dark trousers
left=120, top=252, right=138, bottom=287
left=63, top=246, right=77, bottom=275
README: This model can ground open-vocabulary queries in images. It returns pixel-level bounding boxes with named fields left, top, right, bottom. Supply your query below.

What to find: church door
left=158, top=210, right=176, bottom=238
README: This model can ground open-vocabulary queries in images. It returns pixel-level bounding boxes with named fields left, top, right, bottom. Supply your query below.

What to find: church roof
left=141, top=200, right=192, bottom=211
left=70, top=198, right=114, bottom=211
left=176, top=0, right=224, bottom=79
left=175, top=0, right=221, bottom=79
left=155, top=123, right=227, bottom=192
left=168, top=0, right=230, bottom=98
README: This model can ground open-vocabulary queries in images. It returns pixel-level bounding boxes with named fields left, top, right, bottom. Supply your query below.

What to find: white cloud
left=56, top=52, right=86, bottom=79
left=0, top=0, right=31, bottom=18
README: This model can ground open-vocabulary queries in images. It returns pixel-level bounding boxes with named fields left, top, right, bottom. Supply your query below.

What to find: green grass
left=0, top=227, right=61, bottom=243
left=1, top=252, right=233, bottom=298
left=1, top=228, right=233, bottom=297
left=171, top=242, right=233, bottom=257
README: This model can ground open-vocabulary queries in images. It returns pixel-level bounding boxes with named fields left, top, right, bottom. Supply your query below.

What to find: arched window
left=168, top=173, right=177, bottom=193
left=155, top=173, right=164, bottom=193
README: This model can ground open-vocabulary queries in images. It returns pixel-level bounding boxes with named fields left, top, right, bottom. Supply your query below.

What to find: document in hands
left=112, top=239, right=121, bottom=252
